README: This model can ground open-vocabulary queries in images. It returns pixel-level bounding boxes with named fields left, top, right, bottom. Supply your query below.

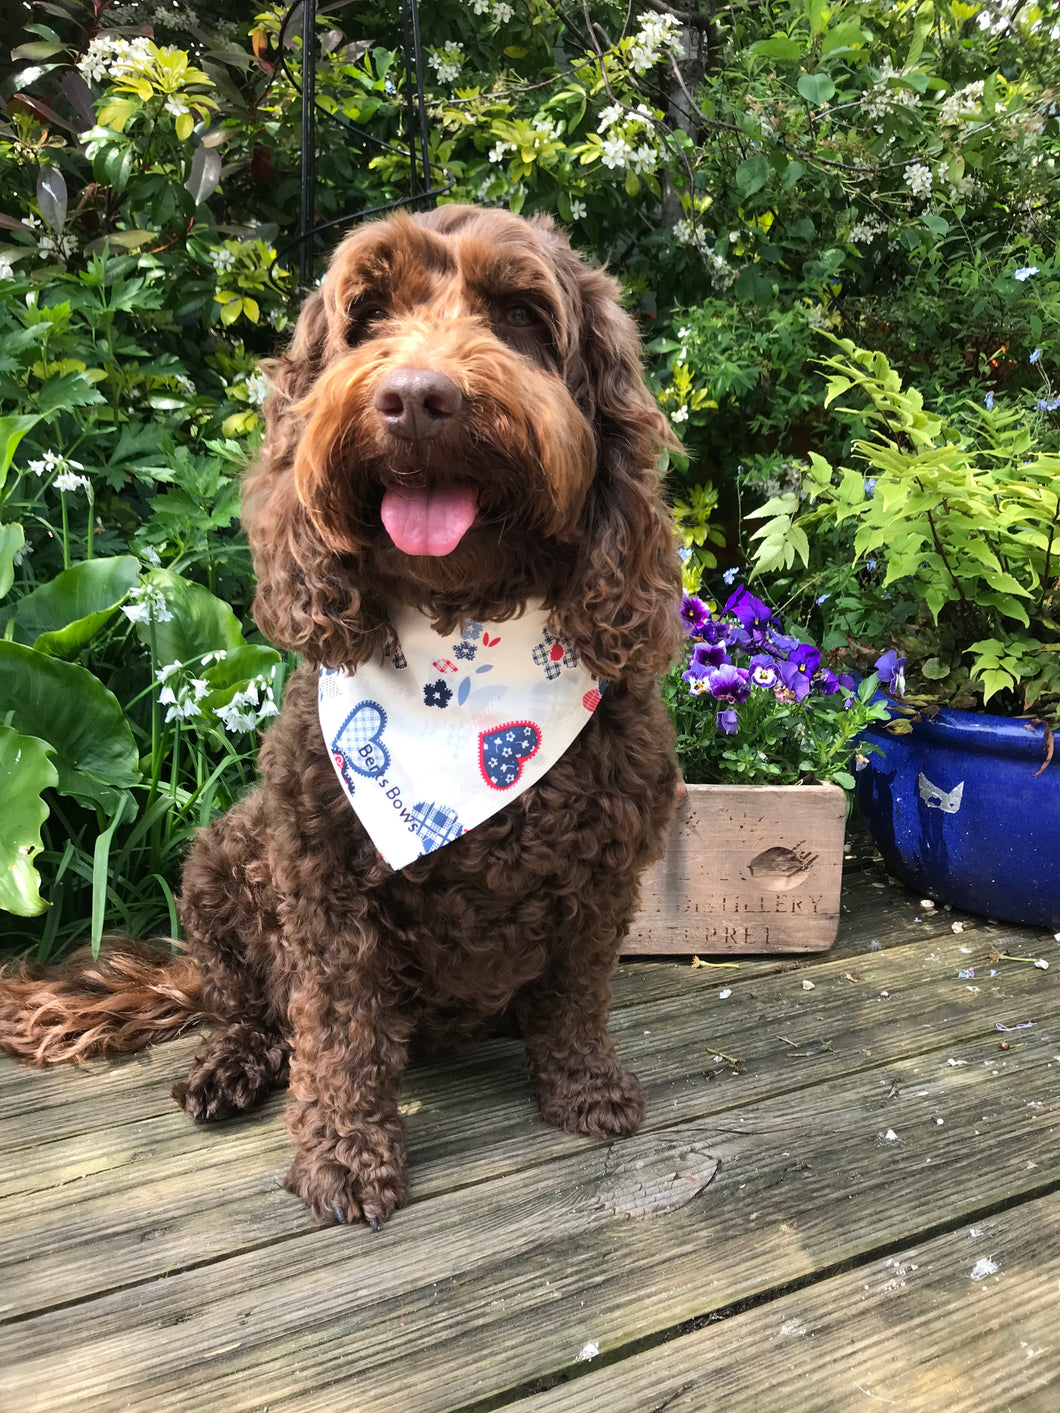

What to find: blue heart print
left=479, top=722, right=541, bottom=791
left=331, top=700, right=390, bottom=779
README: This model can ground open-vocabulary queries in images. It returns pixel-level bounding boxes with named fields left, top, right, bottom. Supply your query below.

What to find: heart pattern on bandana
left=479, top=721, right=541, bottom=791
left=331, top=700, right=390, bottom=779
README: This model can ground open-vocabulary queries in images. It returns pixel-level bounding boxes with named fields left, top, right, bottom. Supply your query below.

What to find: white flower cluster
left=628, top=12, right=684, bottom=74
left=38, top=230, right=80, bottom=262
left=78, top=34, right=153, bottom=86
left=938, top=80, right=985, bottom=127
left=0, top=256, right=15, bottom=280
left=491, top=2, right=513, bottom=21
left=428, top=42, right=465, bottom=85
left=488, top=140, right=513, bottom=164
left=904, top=162, right=933, bottom=199
left=673, top=217, right=709, bottom=252
left=243, top=370, right=268, bottom=407
left=849, top=212, right=888, bottom=244
left=949, top=173, right=983, bottom=202
left=55, top=470, right=91, bottom=493
left=156, top=661, right=208, bottom=723
left=27, top=450, right=86, bottom=482
left=599, top=135, right=657, bottom=174
left=150, top=3, right=201, bottom=26
left=216, top=676, right=280, bottom=734
left=862, top=61, right=920, bottom=120
left=123, top=584, right=174, bottom=625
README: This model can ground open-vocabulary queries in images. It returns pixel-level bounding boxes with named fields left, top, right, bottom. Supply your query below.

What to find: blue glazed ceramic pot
left=856, top=703, right=1059, bottom=929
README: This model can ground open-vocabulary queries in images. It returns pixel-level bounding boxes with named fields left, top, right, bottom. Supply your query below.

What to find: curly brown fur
left=0, top=206, right=682, bottom=1227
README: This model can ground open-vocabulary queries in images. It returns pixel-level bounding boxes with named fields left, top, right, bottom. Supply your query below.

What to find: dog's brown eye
left=348, top=303, right=387, bottom=329
left=506, top=304, right=535, bottom=327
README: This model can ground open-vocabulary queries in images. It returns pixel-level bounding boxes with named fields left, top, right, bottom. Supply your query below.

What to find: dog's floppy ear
left=555, top=265, right=682, bottom=679
left=242, top=288, right=387, bottom=669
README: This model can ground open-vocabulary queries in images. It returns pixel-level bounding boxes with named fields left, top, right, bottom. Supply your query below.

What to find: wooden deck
left=2, top=842, right=1058, bottom=1413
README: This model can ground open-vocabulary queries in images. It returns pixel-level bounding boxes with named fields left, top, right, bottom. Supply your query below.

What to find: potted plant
left=746, top=337, right=1060, bottom=929
left=628, top=581, right=891, bottom=954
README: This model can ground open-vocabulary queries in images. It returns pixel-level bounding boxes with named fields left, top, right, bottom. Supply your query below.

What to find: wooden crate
left=625, top=782, right=847, bottom=954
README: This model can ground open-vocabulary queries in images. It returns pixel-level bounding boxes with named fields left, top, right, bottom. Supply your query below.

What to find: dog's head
left=244, top=205, right=681, bottom=678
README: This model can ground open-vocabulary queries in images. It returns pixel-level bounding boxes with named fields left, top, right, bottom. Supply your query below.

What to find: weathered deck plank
left=503, top=1191, right=1060, bottom=1413
left=0, top=864, right=1057, bottom=1412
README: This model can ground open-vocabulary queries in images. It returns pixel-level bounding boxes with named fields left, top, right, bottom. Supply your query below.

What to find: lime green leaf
left=0, top=727, right=57, bottom=916
left=0, top=523, right=26, bottom=599
left=13, top=556, right=140, bottom=657
left=751, top=35, right=803, bottom=62
left=0, top=642, right=140, bottom=811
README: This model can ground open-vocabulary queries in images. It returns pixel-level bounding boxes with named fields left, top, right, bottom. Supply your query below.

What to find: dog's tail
left=0, top=940, right=209, bottom=1066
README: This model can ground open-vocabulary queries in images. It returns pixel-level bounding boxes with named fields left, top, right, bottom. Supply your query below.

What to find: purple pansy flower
left=767, top=629, right=801, bottom=656
left=815, top=667, right=843, bottom=695
left=749, top=655, right=779, bottom=689
left=691, top=641, right=729, bottom=671
left=724, top=585, right=779, bottom=642
left=680, top=594, right=711, bottom=635
left=706, top=664, right=752, bottom=703
left=777, top=644, right=821, bottom=701
left=875, top=649, right=906, bottom=697
left=716, top=708, right=739, bottom=734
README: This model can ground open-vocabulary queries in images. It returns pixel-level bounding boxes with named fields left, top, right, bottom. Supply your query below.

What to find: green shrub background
left=1, top=0, right=1058, bottom=957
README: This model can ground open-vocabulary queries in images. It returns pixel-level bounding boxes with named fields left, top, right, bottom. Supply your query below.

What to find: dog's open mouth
left=379, top=482, right=479, bottom=557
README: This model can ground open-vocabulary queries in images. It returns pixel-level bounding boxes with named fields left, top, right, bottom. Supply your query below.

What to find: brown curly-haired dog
left=0, top=205, right=681, bottom=1227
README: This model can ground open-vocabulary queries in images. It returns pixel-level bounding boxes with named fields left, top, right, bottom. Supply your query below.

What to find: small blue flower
left=722, top=566, right=739, bottom=586
left=1039, top=394, right=1060, bottom=412
left=816, top=592, right=831, bottom=605
left=677, top=546, right=693, bottom=562
left=984, top=390, right=994, bottom=411
left=865, top=558, right=878, bottom=571
left=1014, top=266, right=1039, bottom=281
left=1029, top=348, right=1042, bottom=364
left=863, top=477, right=877, bottom=497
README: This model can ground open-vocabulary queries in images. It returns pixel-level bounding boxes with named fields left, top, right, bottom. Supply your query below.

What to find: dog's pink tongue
left=380, top=483, right=479, bottom=557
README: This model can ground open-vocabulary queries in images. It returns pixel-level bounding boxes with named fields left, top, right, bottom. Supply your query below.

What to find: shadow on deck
left=1, top=849, right=1058, bottom=1412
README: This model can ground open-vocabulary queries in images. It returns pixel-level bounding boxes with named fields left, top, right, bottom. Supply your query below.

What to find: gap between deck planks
left=500, top=1189, right=1060, bottom=1413
left=0, top=867, right=1057, bottom=1411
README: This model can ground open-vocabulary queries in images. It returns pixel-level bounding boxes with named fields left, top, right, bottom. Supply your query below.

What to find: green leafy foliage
left=747, top=342, right=1060, bottom=717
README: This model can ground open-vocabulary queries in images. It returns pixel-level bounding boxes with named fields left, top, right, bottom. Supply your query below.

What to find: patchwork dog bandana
left=318, top=603, right=604, bottom=870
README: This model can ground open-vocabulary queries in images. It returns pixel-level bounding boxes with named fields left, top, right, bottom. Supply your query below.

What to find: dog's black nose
left=373, top=368, right=462, bottom=440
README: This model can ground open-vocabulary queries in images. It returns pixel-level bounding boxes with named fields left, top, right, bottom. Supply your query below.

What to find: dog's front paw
left=535, top=1058, right=646, bottom=1137
left=284, top=1126, right=409, bottom=1228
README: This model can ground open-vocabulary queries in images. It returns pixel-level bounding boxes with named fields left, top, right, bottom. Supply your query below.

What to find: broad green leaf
left=797, top=72, right=836, bottom=105
left=0, top=523, right=25, bottom=599
left=13, top=556, right=140, bottom=657
left=0, top=726, right=57, bottom=916
left=134, top=568, right=246, bottom=664
left=751, top=35, right=804, bottom=62
left=0, top=413, right=42, bottom=493
left=0, top=642, right=141, bottom=811
left=735, top=154, right=770, bottom=196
